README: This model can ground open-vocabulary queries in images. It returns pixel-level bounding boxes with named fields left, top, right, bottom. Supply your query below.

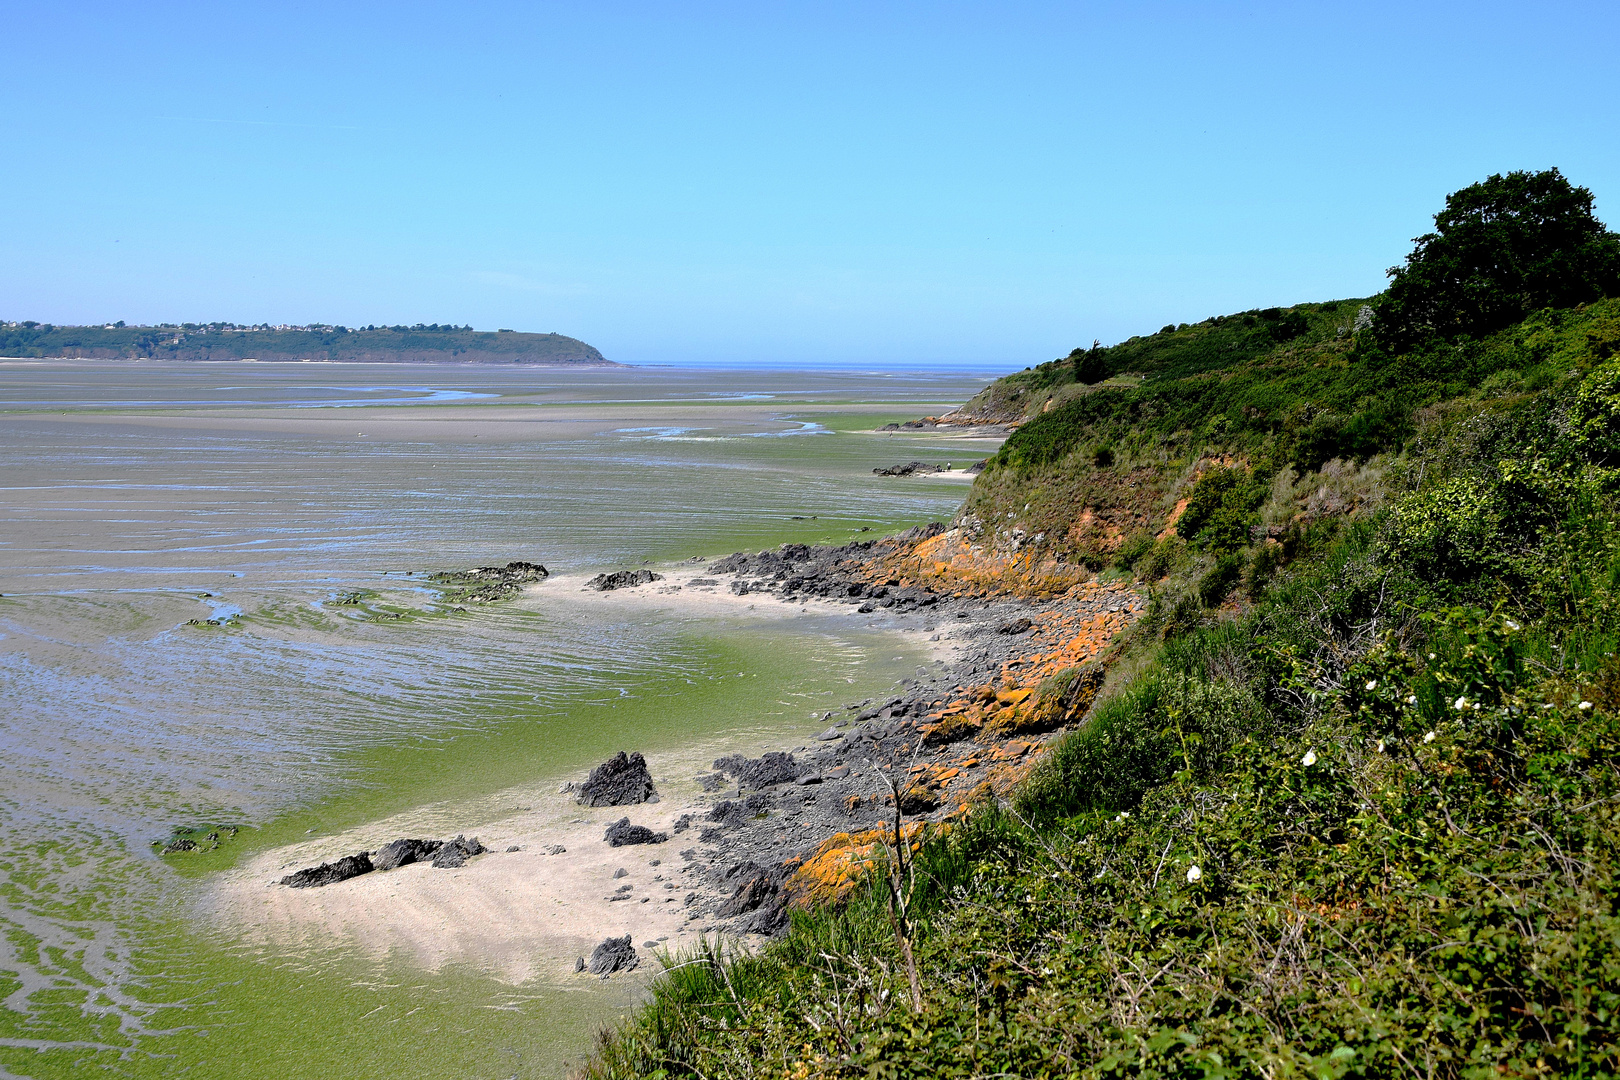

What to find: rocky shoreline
left=267, top=529, right=1143, bottom=977
left=557, top=530, right=1143, bottom=953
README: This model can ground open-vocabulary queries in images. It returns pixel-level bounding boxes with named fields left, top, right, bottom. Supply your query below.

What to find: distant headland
left=0, top=320, right=618, bottom=365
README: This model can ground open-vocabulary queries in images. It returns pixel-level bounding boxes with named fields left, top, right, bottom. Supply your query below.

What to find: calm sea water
left=0, top=361, right=1002, bottom=1078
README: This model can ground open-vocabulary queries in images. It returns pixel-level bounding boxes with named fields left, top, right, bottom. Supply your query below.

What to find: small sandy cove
left=207, top=562, right=959, bottom=985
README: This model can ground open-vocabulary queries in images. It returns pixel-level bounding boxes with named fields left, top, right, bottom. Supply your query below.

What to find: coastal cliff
left=582, top=170, right=1620, bottom=1077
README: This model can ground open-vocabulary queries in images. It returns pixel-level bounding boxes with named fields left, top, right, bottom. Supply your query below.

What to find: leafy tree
left=1375, top=168, right=1620, bottom=350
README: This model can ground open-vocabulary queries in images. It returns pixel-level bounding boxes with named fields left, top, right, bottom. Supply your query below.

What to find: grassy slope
left=0, top=323, right=610, bottom=363
left=584, top=299, right=1620, bottom=1079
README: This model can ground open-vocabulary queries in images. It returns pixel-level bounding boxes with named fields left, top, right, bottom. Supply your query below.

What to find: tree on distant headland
left=1071, top=339, right=1107, bottom=384
left=1374, top=168, right=1620, bottom=350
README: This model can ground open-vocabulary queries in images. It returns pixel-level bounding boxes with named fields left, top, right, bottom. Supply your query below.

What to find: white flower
left=1453, top=696, right=1469, bottom=711
left=1375, top=739, right=1386, bottom=754
left=1579, top=701, right=1593, bottom=711
left=1186, top=865, right=1202, bottom=883
left=1405, top=695, right=1417, bottom=705
left=1301, top=749, right=1317, bottom=767
left=1504, top=618, right=1520, bottom=631
left=1365, top=680, right=1378, bottom=691
left=1428, top=653, right=1437, bottom=661
left=1424, top=731, right=1437, bottom=743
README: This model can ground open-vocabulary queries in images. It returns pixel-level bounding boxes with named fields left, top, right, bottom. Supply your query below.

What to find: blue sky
left=3, top=1, right=1617, bottom=367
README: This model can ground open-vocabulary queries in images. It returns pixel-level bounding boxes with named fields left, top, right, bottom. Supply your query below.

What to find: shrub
left=1569, top=357, right=1620, bottom=465
left=1176, top=467, right=1265, bottom=551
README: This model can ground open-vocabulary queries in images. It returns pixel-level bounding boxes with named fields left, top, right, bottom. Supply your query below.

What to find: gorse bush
left=1175, top=467, right=1264, bottom=552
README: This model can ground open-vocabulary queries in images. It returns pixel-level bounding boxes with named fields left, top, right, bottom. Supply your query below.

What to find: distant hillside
left=0, top=321, right=617, bottom=365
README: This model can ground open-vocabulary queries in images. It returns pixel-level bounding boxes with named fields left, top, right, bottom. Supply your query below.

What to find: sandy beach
left=207, top=557, right=974, bottom=984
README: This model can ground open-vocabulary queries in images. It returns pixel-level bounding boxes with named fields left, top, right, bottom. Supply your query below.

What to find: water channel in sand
left=0, top=360, right=1006, bottom=1079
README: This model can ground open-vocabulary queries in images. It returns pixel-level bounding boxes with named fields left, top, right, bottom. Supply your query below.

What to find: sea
left=0, top=360, right=1004, bottom=1079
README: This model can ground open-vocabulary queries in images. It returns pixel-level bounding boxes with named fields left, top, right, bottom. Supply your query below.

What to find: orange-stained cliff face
left=850, top=527, right=1094, bottom=599
left=776, top=549, right=1145, bottom=909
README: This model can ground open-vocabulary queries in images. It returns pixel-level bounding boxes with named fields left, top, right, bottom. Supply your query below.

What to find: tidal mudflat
left=0, top=361, right=1004, bottom=1079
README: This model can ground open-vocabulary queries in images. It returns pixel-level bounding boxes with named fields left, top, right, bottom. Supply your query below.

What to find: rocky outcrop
left=280, top=853, right=373, bottom=888
left=873, top=461, right=946, bottom=476
left=713, top=752, right=800, bottom=790
left=587, top=935, right=638, bottom=975
left=430, top=834, right=487, bottom=868
left=705, top=793, right=774, bottom=830
left=577, top=751, right=659, bottom=807
left=428, top=561, right=549, bottom=603
left=714, top=861, right=791, bottom=934
left=585, top=569, right=664, bottom=591
left=373, top=838, right=443, bottom=871
left=604, top=817, right=669, bottom=847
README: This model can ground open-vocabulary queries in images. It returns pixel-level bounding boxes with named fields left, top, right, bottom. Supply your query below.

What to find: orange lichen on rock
left=863, top=529, right=1092, bottom=599
left=783, top=823, right=938, bottom=909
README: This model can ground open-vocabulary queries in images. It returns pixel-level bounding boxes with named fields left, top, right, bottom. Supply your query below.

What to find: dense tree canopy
left=1375, top=168, right=1620, bottom=350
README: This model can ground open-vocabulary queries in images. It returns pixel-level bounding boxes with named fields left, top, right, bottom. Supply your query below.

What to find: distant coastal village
left=0, top=319, right=615, bottom=365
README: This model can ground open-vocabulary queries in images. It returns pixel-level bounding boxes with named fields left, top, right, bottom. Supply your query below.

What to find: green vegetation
left=582, top=173, right=1620, bottom=1077
left=1375, top=168, right=1620, bottom=351
left=0, top=320, right=610, bottom=364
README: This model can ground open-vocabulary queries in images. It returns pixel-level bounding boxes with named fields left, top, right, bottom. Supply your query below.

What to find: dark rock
left=717, top=873, right=777, bottom=918
left=577, top=751, right=658, bottom=807
left=604, top=817, right=669, bottom=846
left=574, top=956, right=586, bottom=972
left=897, top=786, right=940, bottom=814
left=506, top=845, right=521, bottom=852
left=587, top=935, right=638, bottom=975
left=373, top=838, right=444, bottom=871
left=873, top=461, right=945, bottom=476
left=696, top=772, right=726, bottom=792
left=585, top=569, right=665, bottom=591
left=997, top=618, right=1033, bottom=635
left=897, top=521, right=946, bottom=541
left=712, top=751, right=800, bottom=789
left=281, top=852, right=373, bottom=888
left=705, top=791, right=773, bottom=829
left=795, top=773, right=823, bottom=785
left=965, top=459, right=988, bottom=474
left=544, top=843, right=566, bottom=855
left=430, top=834, right=487, bottom=868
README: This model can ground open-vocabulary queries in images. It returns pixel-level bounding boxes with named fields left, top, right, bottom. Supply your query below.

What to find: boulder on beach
left=587, top=934, right=638, bottom=975
left=577, top=751, right=659, bottom=807
left=373, top=838, right=443, bottom=871
left=585, top=569, right=664, bottom=591
left=997, top=618, right=1033, bottom=635
left=430, top=834, right=487, bottom=868
left=604, top=817, right=669, bottom=847
left=280, top=852, right=374, bottom=889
